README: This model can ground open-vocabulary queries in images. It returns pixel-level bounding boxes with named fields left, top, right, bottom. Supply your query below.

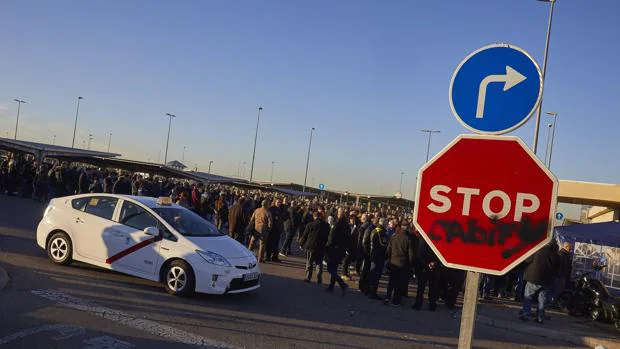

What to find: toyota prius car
left=36, top=194, right=260, bottom=296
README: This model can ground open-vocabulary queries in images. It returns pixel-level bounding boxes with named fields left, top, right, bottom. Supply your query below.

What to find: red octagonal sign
left=413, top=134, right=558, bottom=275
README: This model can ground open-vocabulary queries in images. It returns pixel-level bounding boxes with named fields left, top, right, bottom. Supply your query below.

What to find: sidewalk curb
left=0, top=265, right=9, bottom=291
left=477, top=314, right=618, bottom=349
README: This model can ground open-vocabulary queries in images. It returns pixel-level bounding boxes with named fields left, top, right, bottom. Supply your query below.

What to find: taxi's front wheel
left=47, top=232, right=73, bottom=265
left=163, top=260, right=195, bottom=297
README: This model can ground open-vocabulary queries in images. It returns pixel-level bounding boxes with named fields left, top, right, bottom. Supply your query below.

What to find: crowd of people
left=0, top=152, right=574, bottom=323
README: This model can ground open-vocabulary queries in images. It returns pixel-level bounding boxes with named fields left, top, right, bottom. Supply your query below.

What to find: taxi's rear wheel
left=47, top=232, right=72, bottom=265
left=164, top=260, right=195, bottom=297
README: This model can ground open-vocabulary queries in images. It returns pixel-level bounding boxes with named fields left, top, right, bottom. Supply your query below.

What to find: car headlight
left=196, top=250, right=231, bottom=267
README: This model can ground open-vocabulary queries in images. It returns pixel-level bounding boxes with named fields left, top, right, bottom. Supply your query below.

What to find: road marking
left=0, top=324, right=86, bottom=345
left=476, top=65, right=526, bottom=118
left=32, top=289, right=236, bottom=349
left=83, top=335, right=134, bottom=349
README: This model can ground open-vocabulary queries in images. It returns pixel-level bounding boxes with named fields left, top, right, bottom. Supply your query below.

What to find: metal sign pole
left=458, top=271, right=480, bottom=349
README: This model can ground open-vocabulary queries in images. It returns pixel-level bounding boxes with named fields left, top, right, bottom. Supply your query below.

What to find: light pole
left=52, top=134, right=56, bottom=145
left=532, top=0, right=557, bottom=154
left=249, top=106, right=263, bottom=183
left=302, top=127, right=315, bottom=192
left=421, top=129, right=440, bottom=162
left=107, top=132, right=112, bottom=152
left=544, top=123, right=553, bottom=166
left=242, top=161, right=247, bottom=179
left=13, top=99, right=26, bottom=140
left=87, top=134, right=93, bottom=150
left=546, top=111, right=558, bottom=169
left=164, top=113, right=176, bottom=165
left=182, top=146, right=186, bottom=164
left=270, top=161, right=275, bottom=183
left=399, top=171, right=404, bottom=194
left=208, top=160, right=213, bottom=174
left=71, top=96, right=83, bottom=148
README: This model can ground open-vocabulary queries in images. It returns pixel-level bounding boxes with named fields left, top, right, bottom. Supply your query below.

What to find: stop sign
left=413, top=134, right=558, bottom=275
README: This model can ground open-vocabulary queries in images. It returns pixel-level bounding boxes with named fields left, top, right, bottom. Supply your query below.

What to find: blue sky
left=1, top=0, right=618, bottom=203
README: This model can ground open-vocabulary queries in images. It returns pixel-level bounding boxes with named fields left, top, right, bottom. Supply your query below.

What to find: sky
left=1, top=1, right=619, bottom=207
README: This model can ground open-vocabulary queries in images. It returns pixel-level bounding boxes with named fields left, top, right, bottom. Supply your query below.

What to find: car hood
left=184, top=235, right=254, bottom=259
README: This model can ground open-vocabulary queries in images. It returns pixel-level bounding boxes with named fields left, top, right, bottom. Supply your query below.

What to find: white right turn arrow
left=476, top=65, right=526, bottom=118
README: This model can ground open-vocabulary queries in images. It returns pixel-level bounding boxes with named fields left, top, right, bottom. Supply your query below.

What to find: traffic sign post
left=449, top=44, right=543, bottom=135
left=318, top=183, right=325, bottom=190
left=425, top=42, right=551, bottom=349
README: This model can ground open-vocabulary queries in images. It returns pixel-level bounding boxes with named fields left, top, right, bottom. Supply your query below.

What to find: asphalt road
left=0, top=195, right=583, bottom=349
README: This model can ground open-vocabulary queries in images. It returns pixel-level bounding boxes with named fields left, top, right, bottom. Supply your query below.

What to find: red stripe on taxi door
left=105, top=238, right=157, bottom=264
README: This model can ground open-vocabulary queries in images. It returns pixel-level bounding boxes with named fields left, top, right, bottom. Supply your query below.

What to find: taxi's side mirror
left=144, top=226, right=160, bottom=236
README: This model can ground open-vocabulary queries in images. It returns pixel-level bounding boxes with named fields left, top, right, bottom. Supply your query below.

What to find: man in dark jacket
left=299, top=211, right=330, bottom=284
left=325, top=209, right=350, bottom=294
left=228, top=197, right=246, bottom=243
left=78, top=170, right=90, bottom=194
left=368, top=218, right=388, bottom=300
left=279, top=200, right=296, bottom=257
left=550, top=242, right=572, bottom=306
left=341, top=212, right=360, bottom=280
left=112, top=174, right=132, bottom=195
left=357, top=214, right=375, bottom=294
left=413, top=240, right=441, bottom=311
left=519, top=241, right=560, bottom=323
left=385, top=221, right=415, bottom=306
left=267, top=199, right=285, bottom=262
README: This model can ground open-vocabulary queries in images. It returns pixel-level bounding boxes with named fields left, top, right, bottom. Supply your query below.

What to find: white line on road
left=0, top=324, right=86, bottom=345
left=31, top=289, right=237, bottom=349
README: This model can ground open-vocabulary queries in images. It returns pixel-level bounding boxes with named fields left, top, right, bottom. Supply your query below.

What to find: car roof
left=68, top=194, right=182, bottom=209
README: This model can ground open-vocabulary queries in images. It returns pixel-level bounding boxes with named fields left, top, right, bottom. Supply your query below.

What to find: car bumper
left=192, top=258, right=261, bottom=295
left=36, top=220, right=54, bottom=249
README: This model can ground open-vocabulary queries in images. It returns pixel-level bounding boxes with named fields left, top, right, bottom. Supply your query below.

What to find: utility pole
left=249, top=107, right=263, bottom=183
left=302, top=127, right=315, bottom=192
left=421, top=129, right=440, bottom=162
left=71, top=96, right=83, bottom=148
left=13, top=99, right=26, bottom=140
left=164, top=113, right=176, bottom=165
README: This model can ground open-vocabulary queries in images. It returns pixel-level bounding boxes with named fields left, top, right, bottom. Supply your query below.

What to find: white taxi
left=36, top=194, right=260, bottom=296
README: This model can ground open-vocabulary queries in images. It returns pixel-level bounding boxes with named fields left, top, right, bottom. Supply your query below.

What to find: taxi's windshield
left=153, top=208, right=223, bottom=237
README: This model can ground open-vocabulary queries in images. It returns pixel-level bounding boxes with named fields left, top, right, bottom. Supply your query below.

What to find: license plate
left=243, top=272, right=259, bottom=282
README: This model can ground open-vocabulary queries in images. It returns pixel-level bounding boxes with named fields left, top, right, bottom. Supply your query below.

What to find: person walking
left=357, top=214, right=375, bottom=294
left=367, top=218, right=388, bottom=300
left=384, top=221, right=415, bottom=306
left=413, top=239, right=441, bottom=311
left=267, top=199, right=285, bottom=262
left=228, top=196, right=246, bottom=243
left=519, top=241, right=560, bottom=324
left=248, top=200, right=273, bottom=263
left=341, top=212, right=360, bottom=280
left=280, top=200, right=299, bottom=257
left=325, top=208, right=350, bottom=295
left=299, top=211, right=330, bottom=284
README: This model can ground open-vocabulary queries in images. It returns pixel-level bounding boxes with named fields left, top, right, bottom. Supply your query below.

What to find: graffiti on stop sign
left=425, top=185, right=548, bottom=257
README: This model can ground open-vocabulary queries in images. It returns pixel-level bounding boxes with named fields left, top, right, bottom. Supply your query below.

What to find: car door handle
left=75, top=217, right=84, bottom=224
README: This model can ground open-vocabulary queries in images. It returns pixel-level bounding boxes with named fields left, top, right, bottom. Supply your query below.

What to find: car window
left=83, top=197, right=118, bottom=220
left=119, top=201, right=159, bottom=231
left=71, top=197, right=89, bottom=211
left=153, top=207, right=223, bottom=237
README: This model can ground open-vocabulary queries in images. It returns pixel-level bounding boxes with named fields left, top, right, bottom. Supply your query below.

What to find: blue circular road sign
left=318, top=183, right=325, bottom=190
left=449, top=44, right=543, bottom=135
left=556, top=212, right=564, bottom=220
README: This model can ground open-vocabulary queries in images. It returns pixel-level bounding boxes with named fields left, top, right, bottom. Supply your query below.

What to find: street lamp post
left=52, top=134, right=56, bottom=145
left=302, top=127, right=315, bottom=192
left=249, top=107, right=263, bottom=183
left=546, top=112, right=558, bottom=169
left=71, top=96, right=83, bottom=148
left=164, top=113, right=176, bottom=165
left=532, top=0, right=557, bottom=154
left=270, top=161, right=275, bottom=183
left=182, top=146, right=186, bottom=164
left=242, top=161, right=247, bottom=179
left=421, top=129, right=440, bottom=162
left=87, top=134, right=93, bottom=150
left=544, top=123, right=553, bottom=166
left=13, top=99, right=26, bottom=140
left=399, top=172, right=405, bottom=194
left=107, top=132, right=112, bottom=152
left=208, top=160, right=213, bottom=174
